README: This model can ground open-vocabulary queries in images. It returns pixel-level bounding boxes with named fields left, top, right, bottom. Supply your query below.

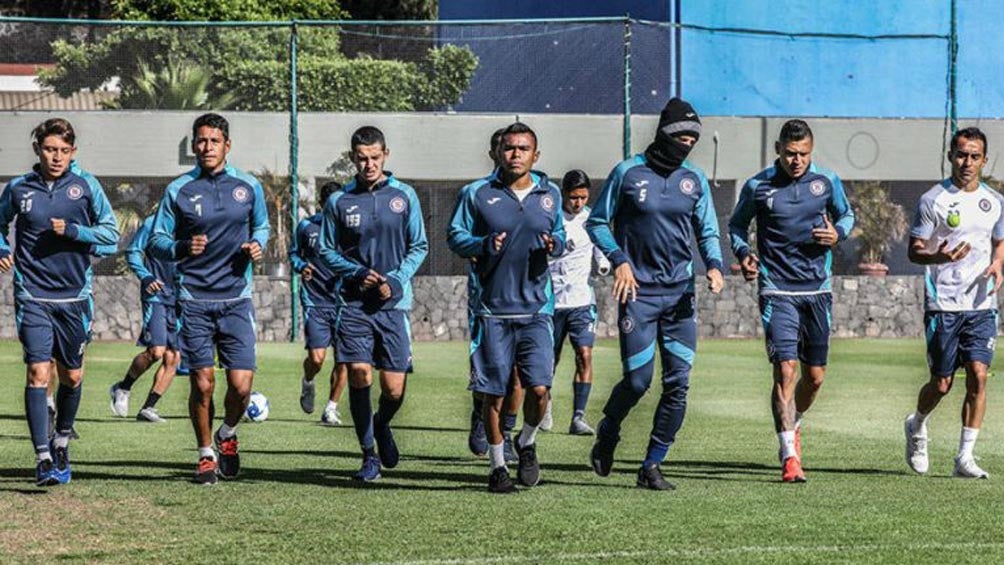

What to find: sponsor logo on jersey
left=619, top=316, right=634, bottom=334
left=67, top=185, right=84, bottom=200
left=541, top=194, right=555, bottom=211
left=389, top=196, right=407, bottom=214
left=680, top=178, right=696, bottom=195
left=809, top=180, right=826, bottom=196
left=980, top=198, right=992, bottom=212
left=487, top=197, right=501, bottom=205
left=947, top=210, right=961, bottom=228
left=232, top=186, right=249, bottom=203
left=347, top=205, right=359, bottom=213
left=634, top=180, right=649, bottom=188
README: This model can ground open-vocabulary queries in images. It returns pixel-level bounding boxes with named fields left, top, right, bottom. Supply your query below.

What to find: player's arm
left=385, top=188, right=429, bottom=301
left=826, top=174, right=855, bottom=242
left=587, top=163, right=637, bottom=303
left=0, top=184, right=17, bottom=272
left=66, top=177, right=119, bottom=245
left=446, top=184, right=489, bottom=258
left=125, top=219, right=156, bottom=286
left=289, top=220, right=311, bottom=273
left=592, top=244, right=612, bottom=276
left=984, top=198, right=1004, bottom=291
left=907, top=193, right=969, bottom=265
left=542, top=186, right=566, bottom=257
left=318, top=193, right=369, bottom=280
left=728, top=179, right=760, bottom=281
left=692, top=176, right=725, bottom=293
left=241, top=180, right=270, bottom=261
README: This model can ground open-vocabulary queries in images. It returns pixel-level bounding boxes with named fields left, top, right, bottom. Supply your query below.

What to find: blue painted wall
left=439, top=0, right=671, bottom=21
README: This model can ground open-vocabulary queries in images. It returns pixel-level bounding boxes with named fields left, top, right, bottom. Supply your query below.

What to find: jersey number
left=346, top=214, right=361, bottom=228
left=195, top=203, right=203, bottom=217
left=638, top=188, right=647, bottom=203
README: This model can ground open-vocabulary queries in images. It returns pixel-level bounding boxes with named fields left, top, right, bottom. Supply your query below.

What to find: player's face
left=34, top=135, right=76, bottom=181
left=352, top=143, right=388, bottom=185
left=673, top=133, right=698, bottom=147
left=193, top=126, right=231, bottom=173
left=776, top=137, right=813, bottom=179
left=563, top=187, right=589, bottom=214
left=500, top=133, right=539, bottom=178
left=949, top=136, right=987, bottom=189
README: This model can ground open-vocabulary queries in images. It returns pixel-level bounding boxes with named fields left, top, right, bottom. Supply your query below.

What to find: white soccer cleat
left=321, top=405, right=342, bottom=426
left=953, top=456, right=989, bottom=479
left=539, top=398, right=554, bottom=432
left=300, top=378, right=316, bottom=414
left=136, top=407, right=166, bottom=423
left=109, top=383, right=130, bottom=418
left=904, top=414, right=929, bottom=475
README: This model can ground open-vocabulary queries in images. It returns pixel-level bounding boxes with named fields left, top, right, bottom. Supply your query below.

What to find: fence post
left=949, top=0, right=958, bottom=134
left=289, top=21, right=300, bottom=341
left=622, top=15, right=632, bottom=160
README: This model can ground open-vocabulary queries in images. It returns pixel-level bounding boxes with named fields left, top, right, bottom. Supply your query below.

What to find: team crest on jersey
left=809, top=180, right=826, bottom=196
left=232, top=186, right=249, bottom=203
left=619, top=316, right=635, bottom=334
left=541, top=194, right=555, bottom=211
left=680, top=178, right=696, bottom=195
left=66, top=185, right=84, bottom=200
left=980, top=198, right=992, bottom=212
left=389, top=196, right=407, bottom=214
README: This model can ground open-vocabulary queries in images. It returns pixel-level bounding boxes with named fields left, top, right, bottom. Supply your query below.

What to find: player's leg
left=541, top=309, right=573, bottom=433
left=213, top=299, right=258, bottom=480
left=45, top=366, right=56, bottom=438
left=180, top=300, right=219, bottom=484
left=46, top=299, right=91, bottom=485
left=762, top=295, right=804, bottom=482
left=323, top=360, right=347, bottom=425
left=511, top=314, right=554, bottom=488
left=370, top=310, right=413, bottom=470
left=20, top=298, right=57, bottom=484
left=336, top=306, right=381, bottom=481
left=592, top=296, right=659, bottom=477
left=502, top=369, right=522, bottom=463
left=953, top=310, right=995, bottom=478
left=567, top=305, right=598, bottom=435
left=112, top=303, right=164, bottom=417
left=793, top=294, right=831, bottom=460
left=300, top=306, right=326, bottom=414
left=136, top=347, right=178, bottom=423
left=470, top=316, right=517, bottom=493
left=905, top=311, right=957, bottom=475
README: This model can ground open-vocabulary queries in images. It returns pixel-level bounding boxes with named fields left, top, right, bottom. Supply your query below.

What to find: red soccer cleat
left=781, top=456, right=806, bottom=483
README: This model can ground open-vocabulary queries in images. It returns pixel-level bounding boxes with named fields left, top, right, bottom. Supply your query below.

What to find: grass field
left=2, top=338, right=1004, bottom=564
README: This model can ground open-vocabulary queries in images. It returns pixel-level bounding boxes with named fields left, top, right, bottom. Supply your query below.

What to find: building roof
left=0, top=90, right=117, bottom=110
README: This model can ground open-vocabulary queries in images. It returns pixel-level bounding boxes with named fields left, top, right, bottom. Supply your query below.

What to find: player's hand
left=706, top=268, right=724, bottom=294
left=189, top=234, right=208, bottom=256
left=936, top=239, right=971, bottom=263
left=985, top=260, right=1004, bottom=293
left=241, top=241, right=263, bottom=262
left=613, top=263, right=639, bottom=304
left=0, top=254, right=13, bottom=273
left=377, top=282, right=392, bottom=300
left=540, top=233, right=554, bottom=253
left=145, top=279, right=164, bottom=294
left=360, top=270, right=385, bottom=290
left=301, top=264, right=313, bottom=282
left=51, top=218, right=66, bottom=236
left=740, top=254, right=759, bottom=281
left=493, top=232, right=508, bottom=252
left=811, top=215, right=839, bottom=247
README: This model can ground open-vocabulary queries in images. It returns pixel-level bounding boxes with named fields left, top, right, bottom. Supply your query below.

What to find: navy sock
left=643, top=438, right=671, bottom=468
left=55, top=383, right=82, bottom=435
left=348, top=386, right=375, bottom=451
left=374, top=392, right=404, bottom=429
left=119, top=374, right=138, bottom=391
left=143, top=392, right=162, bottom=410
left=647, top=384, right=689, bottom=466
left=503, top=412, right=517, bottom=433
left=471, top=393, right=483, bottom=418
left=25, top=387, right=50, bottom=455
left=572, top=382, right=591, bottom=416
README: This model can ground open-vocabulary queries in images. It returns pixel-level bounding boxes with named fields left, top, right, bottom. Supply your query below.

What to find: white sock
left=794, top=411, right=804, bottom=429
left=518, top=422, right=538, bottom=448
left=36, top=451, right=52, bottom=464
left=958, top=427, right=979, bottom=459
left=302, top=377, right=315, bottom=387
left=326, top=400, right=338, bottom=412
left=198, top=446, right=215, bottom=460
left=218, top=423, right=237, bottom=440
left=778, top=431, right=797, bottom=461
left=488, top=442, right=506, bottom=470
left=914, top=410, right=931, bottom=431
left=52, top=432, right=71, bottom=449
left=46, top=395, right=56, bottom=410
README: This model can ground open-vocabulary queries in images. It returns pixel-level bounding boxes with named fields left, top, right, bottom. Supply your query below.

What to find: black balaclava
left=644, top=97, right=702, bottom=176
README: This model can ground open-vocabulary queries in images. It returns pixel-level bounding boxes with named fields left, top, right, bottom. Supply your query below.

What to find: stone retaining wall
left=0, top=275, right=991, bottom=342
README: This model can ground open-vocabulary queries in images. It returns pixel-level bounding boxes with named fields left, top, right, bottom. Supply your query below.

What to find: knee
left=623, top=374, right=651, bottom=397
left=307, top=350, right=326, bottom=369
left=775, top=361, right=799, bottom=382
left=163, top=350, right=180, bottom=367
left=148, top=347, right=166, bottom=362
left=348, top=364, right=371, bottom=387
left=528, top=385, right=549, bottom=400
left=966, top=372, right=988, bottom=395
left=60, top=370, right=83, bottom=388
left=191, top=371, right=214, bottom=398
left=931, top=376, right=954, bottom=396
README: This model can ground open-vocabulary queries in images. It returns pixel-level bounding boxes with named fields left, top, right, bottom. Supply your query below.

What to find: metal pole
left=949, top=0, right=958, bottom=134
left=289, top=21, right=300, bottom=341
left=672, top=0, right=682, bottom=97
left=622, top=15, right=632, bottom=160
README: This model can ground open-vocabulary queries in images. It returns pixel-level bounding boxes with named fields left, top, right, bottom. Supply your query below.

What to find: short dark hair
left=489, top=128, right=506, bottom=154
left=562, top=169, right=591, bottom=192
left=192, top=113, right=230, bottom=140
left=951, top=126, right=988, bottom=154
left=778, top=119, right=813, bottom=144
left=499, top=122, right=537, bottom=150
left=319, top=180, right=342, bottom=205
left=351, top=126, right=386, bottom=150
left=32, top=118, right=75, bottom=146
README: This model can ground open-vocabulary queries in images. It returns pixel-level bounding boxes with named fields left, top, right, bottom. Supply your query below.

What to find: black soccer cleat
left=468, top=410, right=488, bottom=457
left=515, top=440, right=541, bottom=487
left=487, top=466, right=517, bottom=494
left=590, top=433, right=619, bottom=477
left=636, top=463, right=676, bottom=491
left=214, top=431, right=240, bottom=480
left=374, top=420, right=400, bottom=469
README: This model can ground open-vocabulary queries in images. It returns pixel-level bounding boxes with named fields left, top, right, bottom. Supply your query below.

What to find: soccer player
left=448, top=121, right=566, bottom=493
left=728, top=119, right=855, bottom=483
left=904, top=126, right=1004, bottom=479
left=291, top=180, right=348, bottom=426
left=318, top=126, right=428, bottom=482
left=587, top=98, right=723, bottom=491
left=150, top=113, right=270, bottom=485
left=0, top=118, right=120, bottom=486
left=549, top=169, right=611, bottom=436
left=109, top=211, right=180, bottom=423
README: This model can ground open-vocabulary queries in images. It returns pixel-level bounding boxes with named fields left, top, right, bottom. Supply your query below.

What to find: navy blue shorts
left=469, top=314, right=554, bottom=397
left=553, top=305, right=597, bottom=364
left=336, top=307, right=412, bottom=372
left=16, top=298, right=92, bottom=369
left=178, top=298, right=257, bottom=371
left=759, top=293, right=831, bottom=366
left=926, top=309, right=998, bottom=376
left=304, top=306, right=340, bottom=351
left=137, top=301, right=178, bottom=350
left=618, top=291, right=696, bottom=380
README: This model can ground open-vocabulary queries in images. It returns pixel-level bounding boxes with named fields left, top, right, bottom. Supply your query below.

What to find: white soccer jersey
left=549, top=206, right=610, bottom=309
left=911, top=180, right=1004, bottom=312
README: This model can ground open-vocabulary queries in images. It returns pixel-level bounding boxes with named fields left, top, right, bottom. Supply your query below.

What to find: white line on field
left=371, top=541, right=1004, bottom=565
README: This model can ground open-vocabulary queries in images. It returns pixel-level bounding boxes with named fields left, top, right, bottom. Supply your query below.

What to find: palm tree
left=105, top=59, right=237, bottom=110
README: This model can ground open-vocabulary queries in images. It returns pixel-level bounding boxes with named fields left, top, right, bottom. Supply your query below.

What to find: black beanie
left=656, top=97, right=701, bottom=140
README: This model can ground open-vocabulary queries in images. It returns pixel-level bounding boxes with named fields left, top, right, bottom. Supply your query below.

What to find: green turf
left=1, top=338, right=1003, bottom=564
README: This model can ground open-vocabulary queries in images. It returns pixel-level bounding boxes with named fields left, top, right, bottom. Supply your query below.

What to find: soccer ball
left=245, top=391, right=270, bottom=423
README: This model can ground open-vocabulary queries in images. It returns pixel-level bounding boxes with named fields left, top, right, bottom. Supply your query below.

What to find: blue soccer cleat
left=354, top=453, right=382, bottom=482
left=35, top=458, right=57, bottom=487
left=468, top=410, right=488, bottom=457
left=374, top=422, right=400, bottom=469
left=51, top=445, right=72, bottom=485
